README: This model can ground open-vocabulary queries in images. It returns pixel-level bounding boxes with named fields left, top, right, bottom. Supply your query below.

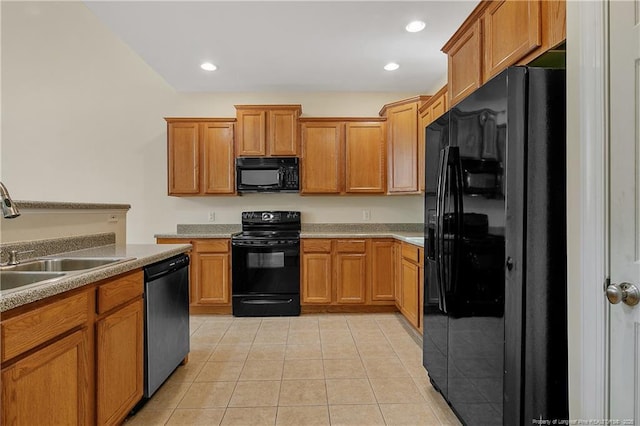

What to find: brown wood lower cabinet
left=301, top=238, right=395, bottom=310
left=156, top=238, right=231, bottom=314
left=1, top=268, right=148, bottom=425
left=397, top=242, right=424, bottom=331
left=2, top=328, right=91, bottom=425
left=95, top=279, right=143, bottom=426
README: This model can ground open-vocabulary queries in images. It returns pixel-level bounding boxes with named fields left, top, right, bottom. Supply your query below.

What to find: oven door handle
left=232, top=241, right=299, bottom=248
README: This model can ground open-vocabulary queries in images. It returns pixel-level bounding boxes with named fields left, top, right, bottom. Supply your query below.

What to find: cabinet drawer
left=97, top=270, right=144, bottom=315
left=401, top=243, right=421, bottom=264
left=193, top=240, right=229, bottom=253
left=2, top=291, right=90, bottom=362
left=157, top=238, right=191, bottom=246
left=335, top=240, right=366, bottom=253
left=302, top=239, right=332, bottom=253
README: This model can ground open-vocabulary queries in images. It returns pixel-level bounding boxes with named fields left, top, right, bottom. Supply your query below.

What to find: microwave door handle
left=278, top=169, right=284, bottom=187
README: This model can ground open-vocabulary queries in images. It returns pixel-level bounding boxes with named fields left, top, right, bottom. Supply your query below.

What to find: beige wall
left=1, top=1, right=425, bottom=244
left=0, top=208, right=127, bottom=247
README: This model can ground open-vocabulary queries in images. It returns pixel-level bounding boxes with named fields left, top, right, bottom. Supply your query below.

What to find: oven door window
left=240, top=169, right=279, bottom=186
left=247, top=252, right=284, bottom=269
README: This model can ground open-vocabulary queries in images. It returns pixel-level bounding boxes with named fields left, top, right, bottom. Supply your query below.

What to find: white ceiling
left=84, top=1, right=479, bottom=93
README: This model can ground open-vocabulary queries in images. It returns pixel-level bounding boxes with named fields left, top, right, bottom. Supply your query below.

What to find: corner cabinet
left=300, top=118, right=386, bottom=195
left=157, top=238, right=231, bottom=314
left=235, top=105, right=301, bottom=156
left=166, top=118, right=236, bottom=196
left=379, top=97, right=430, bottom=194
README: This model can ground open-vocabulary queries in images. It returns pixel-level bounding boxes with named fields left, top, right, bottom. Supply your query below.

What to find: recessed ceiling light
left=405, top=20, right=426, bottom=33
left=384, top=62, right=400, bottom=71
left=200, top=62, right=217, bottom=71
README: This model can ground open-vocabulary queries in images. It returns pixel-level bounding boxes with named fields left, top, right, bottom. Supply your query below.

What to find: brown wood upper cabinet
left=300, top=118, right=386, bottom=195
left=235, top=105, right=302, bottom=156
left=380, top=96, right=430, bottom=193
left=418, top=87, right=448, bottom=192
left=483, top=0, right=542, bottom=81
left=165, top=118, right=235, bottom=196
left=443, top=0, right=566, bottom=106
left=443, top=18, right=482, bottom=108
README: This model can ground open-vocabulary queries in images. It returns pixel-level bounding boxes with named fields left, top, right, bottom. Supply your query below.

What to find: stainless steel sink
left=0, top=257, right=128, bottom=272
left=0, top=256, right=133, bottom=294
left=0, top=271, right=67, bottom=292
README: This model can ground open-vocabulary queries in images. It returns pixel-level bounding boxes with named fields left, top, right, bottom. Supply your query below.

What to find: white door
left=608, top=0, right=640, bottom=422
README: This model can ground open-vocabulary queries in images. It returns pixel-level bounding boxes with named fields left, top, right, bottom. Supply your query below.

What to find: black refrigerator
left=422, top=66, right=568, bottom=425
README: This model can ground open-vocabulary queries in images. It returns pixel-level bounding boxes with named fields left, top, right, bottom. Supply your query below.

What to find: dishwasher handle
left=144, top=254, right=190, bottom=281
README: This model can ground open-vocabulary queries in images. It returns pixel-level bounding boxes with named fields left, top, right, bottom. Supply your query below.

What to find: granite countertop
left=0, top=243, right=191, bottom=312
left=14, top=200, right=131, bottom=210
left=155, top=224, right=425, bottom=247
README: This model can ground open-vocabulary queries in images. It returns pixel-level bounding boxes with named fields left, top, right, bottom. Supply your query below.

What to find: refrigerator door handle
left=435, top=147, right=450, bottom=314
left=450, top=147, right=464, bottom=298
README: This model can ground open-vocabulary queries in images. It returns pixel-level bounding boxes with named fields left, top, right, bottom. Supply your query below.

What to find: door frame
left=566, top=0, right=609, bottom=420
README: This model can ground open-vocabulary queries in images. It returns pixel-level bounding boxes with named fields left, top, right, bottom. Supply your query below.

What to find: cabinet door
left=400, top=258, right=420, bottom=329
left=301, top=122, right=343, bottom=194
left=96, top=298, right=143, bottom=426
left=202, top=122, right=235, bottom=194
left=302, top=253, right=333, bottom=304
left=269, top=109, right=299, bottom=156
left=447, top=19, right=482, bottom=106
left=418, top=107, right=432, bottom=193
left=345, top=122, right=386, bottom=193
left=394, top=242, right=402, bottom=309
left=2, top=329, right=91, bottom=426
left=168, top=122, right=200, bottom=195
left=369, top=240, right=395, bottom=303
left=335, top=253, right=367, bottom=304
left=195, top=252, right=230, bottom=305
left=236, top=109, right=267, bottom=156
left=387, top=104, right=419, bottom=193
left=483, top=0, right=541, bottom=81
left=545, top=0, right=566, bottom=49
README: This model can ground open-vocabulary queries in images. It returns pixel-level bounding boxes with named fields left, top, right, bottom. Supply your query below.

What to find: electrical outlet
left=362, top=210, right=371, bottom=221
left=208, top=211, right=216, bottom=222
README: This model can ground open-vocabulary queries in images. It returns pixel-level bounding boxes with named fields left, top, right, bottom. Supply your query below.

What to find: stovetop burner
left=237, top=211, right=301, bottom=235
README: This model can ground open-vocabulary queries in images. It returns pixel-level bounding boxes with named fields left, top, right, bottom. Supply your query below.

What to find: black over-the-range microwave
left=235, top=157, right=299, bottom=193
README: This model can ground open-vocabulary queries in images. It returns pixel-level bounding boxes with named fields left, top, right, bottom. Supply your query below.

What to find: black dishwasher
left=143, top=253, right=190, bottom=398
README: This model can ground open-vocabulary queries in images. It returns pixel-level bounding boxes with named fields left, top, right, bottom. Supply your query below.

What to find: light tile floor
left=125, top=313, right=461, bottom=426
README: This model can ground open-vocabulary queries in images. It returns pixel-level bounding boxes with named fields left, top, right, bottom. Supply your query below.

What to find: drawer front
left=335, top=240, right=366, bottom=253
left=302, top=239, right=332, bottom=253
left=156, top=238, right=190, bottom=245
left=2, top=291, right=90, bottom=362
left=97, top=270, right=144, bottom=314
left=193, top=239, right=229, bottom=253
left=401, top=243, right=421, bottom=263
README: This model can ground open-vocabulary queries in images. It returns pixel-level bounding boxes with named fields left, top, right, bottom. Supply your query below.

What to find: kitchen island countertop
left=1, top=243, right=191, bottom=312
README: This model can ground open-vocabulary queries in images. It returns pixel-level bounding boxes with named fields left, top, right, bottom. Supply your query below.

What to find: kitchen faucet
left=0, top=182, right=21, bottom=218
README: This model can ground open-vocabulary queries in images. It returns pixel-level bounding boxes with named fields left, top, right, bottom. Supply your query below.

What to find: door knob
left=606, top=282, right=640, bottom=306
